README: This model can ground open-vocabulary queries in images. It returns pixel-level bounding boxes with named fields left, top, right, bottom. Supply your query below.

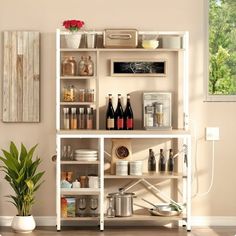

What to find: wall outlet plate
left=205, top=127, right=220, bottom=141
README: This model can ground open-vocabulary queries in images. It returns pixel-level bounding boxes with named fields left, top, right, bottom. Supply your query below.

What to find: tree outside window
left=209, top=0, right=236, bottom=95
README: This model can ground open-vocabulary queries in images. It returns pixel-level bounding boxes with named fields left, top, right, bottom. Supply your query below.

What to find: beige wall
left=0, top=0, right=235, bottom=218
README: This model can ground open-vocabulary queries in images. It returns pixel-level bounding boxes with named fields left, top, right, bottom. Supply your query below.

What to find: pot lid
left=108, top=188, right=135, bottom=197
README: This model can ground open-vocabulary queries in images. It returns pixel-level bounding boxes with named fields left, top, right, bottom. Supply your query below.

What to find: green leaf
left=10, top=142, right=19, bottom=160
left=25, top=179, right=34, bottom=191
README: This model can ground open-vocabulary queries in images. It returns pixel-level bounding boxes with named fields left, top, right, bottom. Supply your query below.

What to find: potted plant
left=0, top=142, right=45, bottom=233
left=63, top=19, right=85, bottom=48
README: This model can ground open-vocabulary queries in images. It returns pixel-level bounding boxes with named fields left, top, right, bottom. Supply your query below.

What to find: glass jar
left=86, top=107, right=93, bottom=130
left=145, top=105, right=154, bottom=128
left=87, top=56, right=94, bottom=76
left=63, top=85, right=77, bottom=102
left=154, top=103, right=164, bottom=127
left=78, top=56, right=87, bottom=76
left=85, top=89, right=94, bottom=102
left=78, top=56, right=94, bottom=76
left=78, top=89, right=85, bottom=102
left=70, top=107, right=77, bottom=129
left=62, top=57, right=77, bottom=76
left=78, top=107, right=85, bottom=129
left=63, top=107, right=70, bottom=129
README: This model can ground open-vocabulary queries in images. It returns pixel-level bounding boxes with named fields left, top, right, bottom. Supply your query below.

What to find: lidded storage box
left=103, top=29, right=138, bottom=48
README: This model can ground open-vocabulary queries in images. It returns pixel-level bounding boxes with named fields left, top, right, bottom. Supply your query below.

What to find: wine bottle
left=159, top=149, right=166, bottom=172
left=106, top=94, right=115, bottom=130
left=168, top=149, right=174, bottom=172
left=124, top=94, right=134, bottom=130
left=148, top=149, right=156, bottom=172
left=115, top=94, right=124, bottom=130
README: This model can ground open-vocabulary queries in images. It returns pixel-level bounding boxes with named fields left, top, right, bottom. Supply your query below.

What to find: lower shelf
left=61, top=217, right=99, bottom=221
left=61, top=188, right=100, bottom=195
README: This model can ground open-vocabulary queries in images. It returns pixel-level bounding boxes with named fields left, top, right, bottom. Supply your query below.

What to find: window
left=208, top=0, right=236, bottom=99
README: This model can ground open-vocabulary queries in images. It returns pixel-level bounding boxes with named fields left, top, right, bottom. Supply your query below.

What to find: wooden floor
left=0, top=226, right=236, bottom=236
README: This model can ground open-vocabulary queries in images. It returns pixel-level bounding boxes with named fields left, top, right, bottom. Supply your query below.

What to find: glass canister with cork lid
left=63, top=85, right=77, bottom=102
left=78, top=56, right=94, bottom=76
left=62, top=56, right=77, bottom=76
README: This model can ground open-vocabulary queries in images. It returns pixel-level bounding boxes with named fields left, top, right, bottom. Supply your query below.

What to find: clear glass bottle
left=70, top=108, right=77, bottom=129
left=78, top=107, right=85, bottom=129
left=106, top=197, right=115, bottom=218
left=62, top=56, right=77, bottom=76
left=145, top=105, right=154, bottom=128
left=78, top=88, right=85, bottom=102
left=67, top=145, right=73, bottom=160
left=154, top=103, right=164, bottom=127
left=148, top=149, right=156, bottom=172
left=86, top=107, right=93, bottom=130
left=168, top=148, right=175, bottom=172
left=86, top=56, right=94, bottom=76
left=63, top=107, right=70, bottom=129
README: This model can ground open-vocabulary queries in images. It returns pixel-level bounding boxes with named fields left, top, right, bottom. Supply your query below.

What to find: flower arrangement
left=63, top=19, right=84, bottom=32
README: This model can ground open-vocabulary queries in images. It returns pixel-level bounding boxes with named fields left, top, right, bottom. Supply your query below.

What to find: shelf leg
left=56, top=135, right=61, bottom=231
left=99, top=137, right=104, bottom=231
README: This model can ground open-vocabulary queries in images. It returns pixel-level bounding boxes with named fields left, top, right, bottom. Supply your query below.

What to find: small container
left=88, top=176, right=99, bottom=188
left=87, top=56, right=94, bottom=76
left=162, top=36, right=181, bottom=49
left=142, top=34, right=159, bottom=49
left=61, top=197, right=67, bottom=218
left=63, top=85, right=77, bottom=102
left=79, top=176, right=88, bottom=188
left=72, top=179, right=81, bottom=188
left=63, top=108, right=70, bottom=129
left=145, top=105, right=154, bottom=128
left=66, top=197, right=76, bottom=217
left=129, top=161, right=143, bottom=176
left=78, top=107, right=85, bottom=129
left=70, top=108, right=77, bottom=129
left=86, top=107, right=93, bottom=130
left=62, top=57, right=77, bottom=76
left=116, top=160, right=128, bottom=176
left=85, top=89, right=95, bottom=102
left=78, top=56, right=94, bottom=76
left=78, top=89, right=85, bottom=102
left=154, top=103, right=164, bottom=127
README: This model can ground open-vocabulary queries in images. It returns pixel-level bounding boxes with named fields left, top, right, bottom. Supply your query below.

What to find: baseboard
left=1, top=216, right=236, bottom=227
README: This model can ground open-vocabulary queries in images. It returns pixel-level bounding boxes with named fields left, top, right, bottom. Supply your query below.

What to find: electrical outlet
left=205, top=127, right=220, bottom=141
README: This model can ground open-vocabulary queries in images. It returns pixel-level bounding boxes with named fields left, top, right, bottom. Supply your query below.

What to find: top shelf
left=60, top=48, right=184, bottom=52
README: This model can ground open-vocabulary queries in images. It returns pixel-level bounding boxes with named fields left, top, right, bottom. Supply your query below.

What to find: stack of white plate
left=74, top=149, right=98, bottom=161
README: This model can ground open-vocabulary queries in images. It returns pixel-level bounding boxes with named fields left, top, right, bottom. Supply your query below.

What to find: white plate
left=74, top=157, right=98, bottom=161
left=74, top=153, right=98, bottom=157
left=74, top=156, right=98, bottom=159
left=74, top=149, right=98, bottom=154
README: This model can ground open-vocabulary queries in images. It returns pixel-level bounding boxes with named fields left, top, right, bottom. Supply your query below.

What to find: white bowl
left=142, top=40, right=159, bottom=49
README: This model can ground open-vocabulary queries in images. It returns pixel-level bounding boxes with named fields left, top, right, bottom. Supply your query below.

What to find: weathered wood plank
left=17, top=31, right=23, bottom=122
left=22, top=31, right=29, bottom=121
left=3, top=32, right=10, bottom=122
left=3, top=31, right=40, bottom=122
left=33, top=32, right=40, bottom=122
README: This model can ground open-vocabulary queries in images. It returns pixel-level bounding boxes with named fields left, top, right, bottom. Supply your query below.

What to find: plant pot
left=65, top=33, right=82, bottom=49
left=11, top=215, right=36, bottom=233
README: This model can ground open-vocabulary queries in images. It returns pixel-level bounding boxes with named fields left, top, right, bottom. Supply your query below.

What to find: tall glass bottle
left=168, top=149, right=174, bottom=172
left=159, top=149, right=166, bottom=172
left=106, top=94, right=115, bottom=130
left=124, top=94, right=134, bottom=130
left=115, top=94, right=124, bottom=130
left=148, top=149, right=156, bottom=172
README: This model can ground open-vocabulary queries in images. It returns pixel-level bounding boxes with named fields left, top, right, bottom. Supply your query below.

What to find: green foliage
left=209, top=0, right=236, bottom=94
left=0, top=142, right=45, bottom=216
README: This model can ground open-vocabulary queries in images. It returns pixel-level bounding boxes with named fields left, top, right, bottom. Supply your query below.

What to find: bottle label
left=107, top=118, right=114, bottom=129
left=117, top=118, right=124, bottom=129
left=126, top=118, right=133, bottom=129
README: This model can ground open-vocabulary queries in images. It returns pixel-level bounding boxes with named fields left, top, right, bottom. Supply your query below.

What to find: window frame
left=205, top=0, right=236, bottom=102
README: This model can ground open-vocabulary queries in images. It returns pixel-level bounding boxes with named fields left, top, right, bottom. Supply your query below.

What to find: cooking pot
left=108, top=188, right=135, bottom=217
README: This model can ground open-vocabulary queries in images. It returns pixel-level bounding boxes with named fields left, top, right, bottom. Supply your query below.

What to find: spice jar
left=63, top=85, right=77, bottom=102
left=62, top=57, right=77, bottom=76
left=70, top=108, right=77, bottom=129
left=85, top=89, right=95, bottom=102
left=63, top=107, right=70, bottom=129
left=78, top=107, right=85, bottom=129
left=86, top=107, right=93, bottom=130
left=78, top=89, right=85, bottom=102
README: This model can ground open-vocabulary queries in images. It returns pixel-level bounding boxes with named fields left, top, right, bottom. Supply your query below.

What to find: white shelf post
left=56, top=135, right=61, bottom=231
left=99, top=137, right=104, bottom=231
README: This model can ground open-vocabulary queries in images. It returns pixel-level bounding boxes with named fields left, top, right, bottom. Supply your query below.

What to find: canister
left=162, top=36, right=181, bottom=49
left=116, top=160, right=128, bottom=176
left=129, top=161, right=143, bottom=176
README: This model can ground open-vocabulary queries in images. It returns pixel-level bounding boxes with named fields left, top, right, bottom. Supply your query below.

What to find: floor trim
left=1, top=216, right=236, bottom=227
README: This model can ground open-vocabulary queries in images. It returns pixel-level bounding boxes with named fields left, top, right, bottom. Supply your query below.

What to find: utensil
left=142, top=198, right=158, bottom=209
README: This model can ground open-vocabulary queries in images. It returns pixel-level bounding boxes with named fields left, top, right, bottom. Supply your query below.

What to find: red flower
left=62, top=19, right=85, bottom=31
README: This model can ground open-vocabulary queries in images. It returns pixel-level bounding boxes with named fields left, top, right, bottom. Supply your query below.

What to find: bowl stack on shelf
left=74, top=149, right=98, bottom=161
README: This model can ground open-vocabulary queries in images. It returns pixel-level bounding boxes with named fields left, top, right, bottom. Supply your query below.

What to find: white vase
left=12, top=215, right=36, bottom=233
left=65, top=33, right=82, bottom=49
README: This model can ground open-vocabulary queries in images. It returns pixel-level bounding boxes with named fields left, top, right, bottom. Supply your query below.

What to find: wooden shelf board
left=61, top=160, right=99, bottom=165
left=104, top=172, right=184, bottom=179
left=60, top=76, right=96, bottom=80
left=60, top=48, right=184, bottom=52
left=60, top=102, right=96, bottom=106
left=61, top=217, right=99, bottom=221
left=105, top=214, right=183, bottom=221
left=61, top=188, right=100, bottom=195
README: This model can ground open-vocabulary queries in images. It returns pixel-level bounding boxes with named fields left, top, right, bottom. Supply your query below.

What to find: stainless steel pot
left=108, top=188, right=135, bottom=217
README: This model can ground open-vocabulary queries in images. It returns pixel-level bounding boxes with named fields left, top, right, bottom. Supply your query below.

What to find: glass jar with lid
left=78, top=107, right=85, bottom=129
left=78, top=89, right=85, bottom=102
left=62, top=57, right=77, bottom=76
left=86, top=107, right=93, bottom=129
left=63, top=85, right=77, bottom=102
left=86, top=56, right=94, bottom=76
left=85, top=89, right=95, bottom=102
left=78, top=56, right=94, bottom=76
